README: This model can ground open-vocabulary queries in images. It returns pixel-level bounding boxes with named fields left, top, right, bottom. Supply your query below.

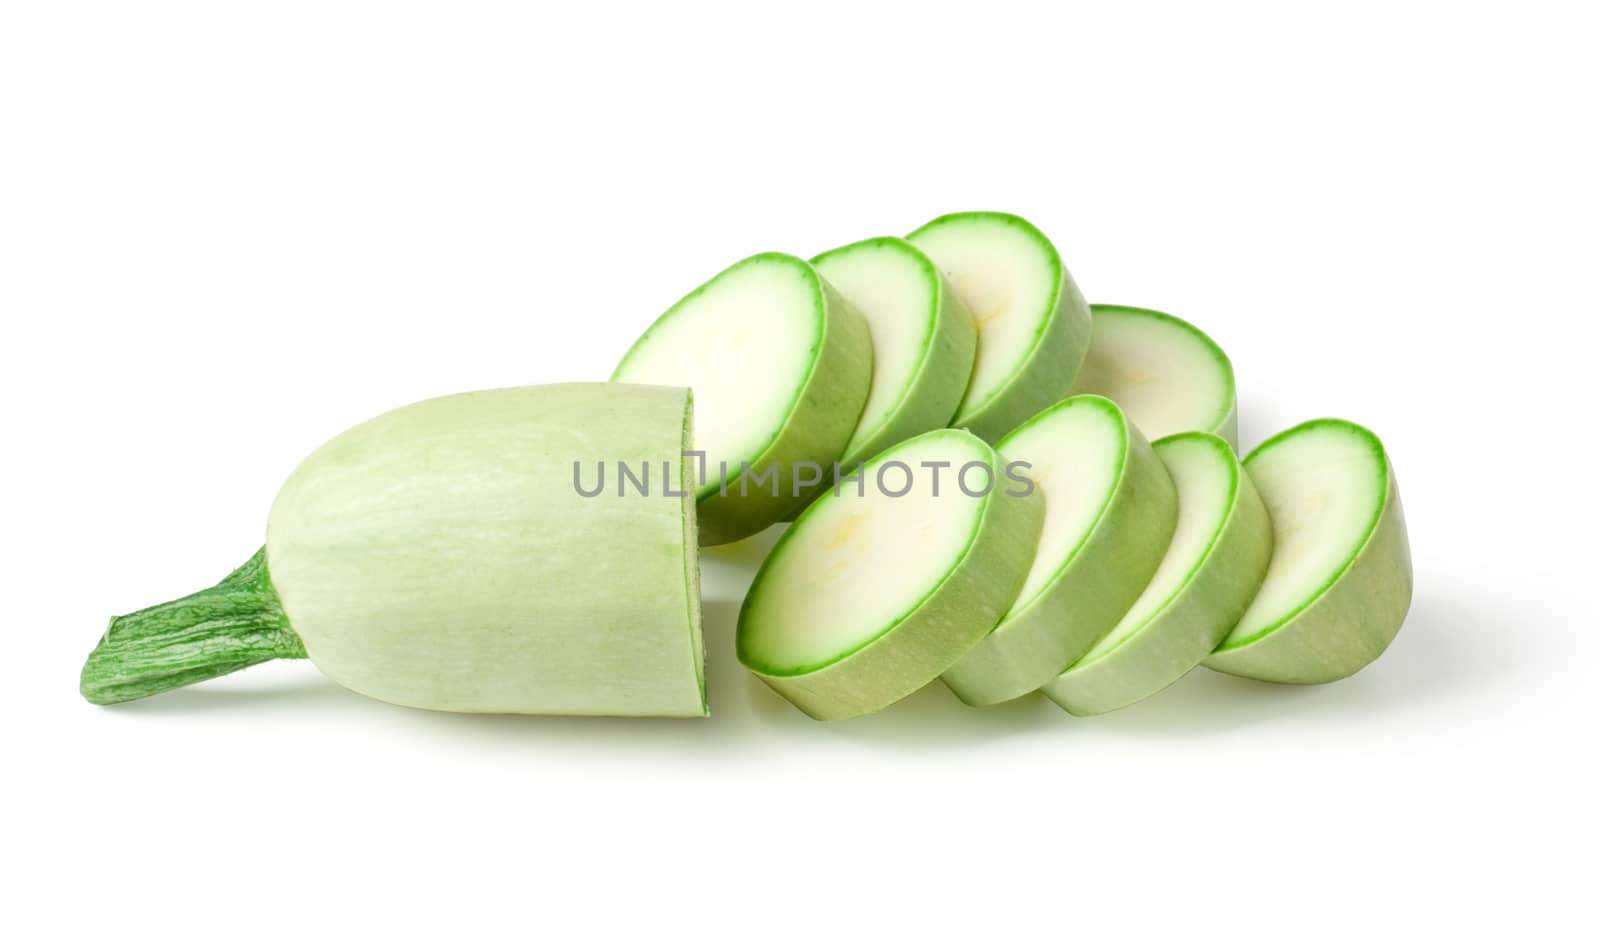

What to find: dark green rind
left=1043, top=433, right=1272, bottom=715
left=908, top=211, right=1092, bottom=444
left=79, top=548, right=306, bottom=705
left=941, top=396, right=1177, bottom=706
left=1204, top=420, right=1413, bottom=684
left=738, top=430, right=1045, bottom=721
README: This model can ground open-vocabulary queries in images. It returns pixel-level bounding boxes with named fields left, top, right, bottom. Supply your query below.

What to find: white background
left=4, top=1, right=1596, bottom=944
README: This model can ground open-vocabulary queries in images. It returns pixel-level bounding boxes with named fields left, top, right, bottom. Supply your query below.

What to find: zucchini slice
left=1205, top=419, right=1413, bottom=683
left=907, top=211, right=1092, bottom=442
left=613, top=252, right=874, bottom=545
left=1044, top=432, right=1272, bottom=714
left=811, top=236, right=977, bottom=467
left=737, top=429, right=1044, bottom=720
left=941, top=396, right=1178, bottom=706
left=1069, top=304, right=1238, bottom=449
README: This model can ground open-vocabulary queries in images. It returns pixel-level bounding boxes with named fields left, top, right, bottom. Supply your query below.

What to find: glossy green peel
left=82, top=383, right=709, bottom=716
left=613, top=252, right=874, bottom=545
left=1204, top=419, right=1412, bottom=683
left=908, top=212, right=1092, bottom=442
left=1043, top=433, right=1272, bottom=715
left=737, top=429, right=1045, bottom=720
left=941, top=396, right=1178, bottom=706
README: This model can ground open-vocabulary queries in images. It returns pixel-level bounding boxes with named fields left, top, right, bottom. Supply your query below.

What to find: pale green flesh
left=737, top=428, right=1046, bottom=720
left=1043, top=431, right=1272, bottom=715
left=908, top=212, right=1090, bottom=440
left=612, top=253, right=823, bottom=498
left=940, top=395, right=1178, bottom=706
left=1080, top=436, right=1234, bottom=663
left=1220, top=422, right=1385, bottom=649
left=267, top=383, right=706, bottom=716
left=909, top=216, right=1057, bottom=413
left=738, top=432, right=987, bottom=675
left=1005, top=400, right=1124, bottom=613
left=1070, top=304, right=1237, bottom=448
left=813, top=237, right=975, bottom=465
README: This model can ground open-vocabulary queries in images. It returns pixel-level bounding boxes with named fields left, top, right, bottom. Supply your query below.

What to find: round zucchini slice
left=737, top=429, right=1044, bottom=720
left=907, top=211, right=1092, bottom=442
left=1204, top=419, right=1413, bottom=683
left=1044, top=432, right=1272, bottom=715
left=1069, top=304, right=1238, bottom=449
left=811, top=236, right=977, bottom=467
left=613, top=252, right=873, bottom=545
left=941, top=395, right=1178, bottom=706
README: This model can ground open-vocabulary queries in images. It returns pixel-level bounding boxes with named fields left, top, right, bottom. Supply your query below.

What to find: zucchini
left=1069, top=304, right=1239, bottom=449
left=81, top=383, right=708, bottom=716
left=1205, top=419, right=1413, bottom=683
left=612, top=252, right=873, bottom=545
left=907, top=211, right=1092, bottom=442
left=941, top=395, right=1178, bottom=705
left=1044, top=432, right=1272, bottom=714
left=811, top=236, right=977, bottom=467
left=737, top=429, right=1044, bottom=720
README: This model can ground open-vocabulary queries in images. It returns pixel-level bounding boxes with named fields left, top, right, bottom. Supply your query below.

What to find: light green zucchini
left=811, top=236, right=977, bottom=467
left=1205, top=419, right=1413, bottom=683
left=1044, top=432, right=1272, bottom=715
left=1070, top=304, right=1239, bottom=449
left=941, top=395, right=1178, bottom=706
left=737, top=429, right=1044, bottom=720
left=81, top=383, right=708, bottom=716
left=907, top=211, right=1092, bottom=442
left=612, top=252, right=874, bottom=545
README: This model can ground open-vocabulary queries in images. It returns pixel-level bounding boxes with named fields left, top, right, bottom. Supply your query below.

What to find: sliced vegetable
left=737, top=429, right=1044, bottom=720
left=81, top=383, right=708, bottom=716
left=1069, top=304, right=1239, bottom=449
left=941, top=396, right=1177, bottom=706
left=613, top=252, right=874, bottom=545
left=907, top=211, right=1092, bottom=442
left=1205, top=419, right=1412, bottom=683
left=811, top=236, right=977, bottom=467
left=1043, top=432, right=1272, bottom=715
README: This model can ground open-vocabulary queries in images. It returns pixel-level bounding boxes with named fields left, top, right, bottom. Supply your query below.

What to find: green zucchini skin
left=84, top=383, right=709, bottom=716
left=692, top=272, right=875, bottom=545
left=613, top=252, right=876, bottom=546
left=1204, top=420, right=1413, bottom=684
left=1044, top=433, right=1273, bottom=715
left=738, top=430, right=1045, bottom=721
left=812, top=236, right=978, bottom=469
left=942, top=397, right=1178, bottom=706
left=908, top=211, right=1092, bottom=444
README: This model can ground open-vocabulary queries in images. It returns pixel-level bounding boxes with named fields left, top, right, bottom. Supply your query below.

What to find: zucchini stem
left=80, top=548, right=306, bottom=705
